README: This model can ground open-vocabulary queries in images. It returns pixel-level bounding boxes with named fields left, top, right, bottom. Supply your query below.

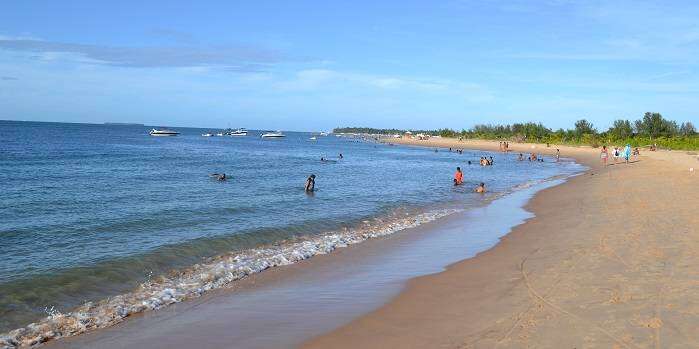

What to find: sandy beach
left=304, top=138, right=699, bottom=348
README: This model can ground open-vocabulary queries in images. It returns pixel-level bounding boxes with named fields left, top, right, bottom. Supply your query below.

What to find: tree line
left=335, top=113, right=698, bottom=150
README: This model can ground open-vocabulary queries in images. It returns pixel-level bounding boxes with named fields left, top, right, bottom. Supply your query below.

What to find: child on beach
left=474, top=182, right=486, bottom=193
left=601, top=146, right=608, bottom=166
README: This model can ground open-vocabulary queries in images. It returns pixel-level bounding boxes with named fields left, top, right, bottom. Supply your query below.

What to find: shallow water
left=45, top=179, right=566, bottom=349
left=0, top=120, right=582, bottom=335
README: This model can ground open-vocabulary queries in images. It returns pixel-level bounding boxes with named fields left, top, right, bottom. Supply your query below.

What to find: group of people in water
left=517, top=152, right=545, bottom=162
left=600, top=144, right=639, bottom=166
left=479, top=156, right=494, bottom=166
left=453, top=166, right=487, bottom=192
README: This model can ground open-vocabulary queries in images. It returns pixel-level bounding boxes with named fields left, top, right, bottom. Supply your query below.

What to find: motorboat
left=229, top=128, right=248, bottom=136
left=261, top=131, right=285, bottom=138
left=309, top=136, right=317, bottom=140
left=202, top=133, right=214, bottom=137
left=216, top=132, right=224, bottom=137
left=319, top=132, right=328, bottom=136
left=149, top=128, right=179, bottom=136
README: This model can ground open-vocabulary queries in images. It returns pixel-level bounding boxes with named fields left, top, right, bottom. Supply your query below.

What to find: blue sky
left=1, top=0, right=698, bottom=131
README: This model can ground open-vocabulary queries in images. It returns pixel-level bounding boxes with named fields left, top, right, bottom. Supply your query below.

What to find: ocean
left=0, top=120, right=583, bottom=338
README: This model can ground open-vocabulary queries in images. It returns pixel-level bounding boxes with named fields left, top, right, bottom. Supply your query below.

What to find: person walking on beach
left=601, top=146, right=608, bottom=166
left=454, top=167, right=463, bottom=185
left=305, top=174, right=316, bottom=192
left=623, top=144, right=631, bottom=164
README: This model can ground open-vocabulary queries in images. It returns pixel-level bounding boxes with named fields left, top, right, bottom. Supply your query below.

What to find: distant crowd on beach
left=599, top=144, right=640, bottom=166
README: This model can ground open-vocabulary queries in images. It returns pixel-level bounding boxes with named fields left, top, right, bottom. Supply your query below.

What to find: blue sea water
left=0, top=120, right=582, bottom=333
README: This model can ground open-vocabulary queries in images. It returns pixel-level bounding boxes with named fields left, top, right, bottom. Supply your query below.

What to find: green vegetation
left=334, top=112, right=699, bottom=150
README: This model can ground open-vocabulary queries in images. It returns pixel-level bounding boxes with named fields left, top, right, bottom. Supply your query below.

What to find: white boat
left=229, top=128, right=248, bottom=136
left=319, top=132, right=328, bottom=136
left=202, top=133, right=213, bottom=137
left=150, top=128, right=179, bottom=136
left=216, top=132, right=224, bottom=137
left=309, top=136, right=317, bottom=140
left=261, top=131, right=285, bottom=138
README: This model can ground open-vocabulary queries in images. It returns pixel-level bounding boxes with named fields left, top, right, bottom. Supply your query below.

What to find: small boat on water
left=229, top=128, right=248, bottom=136
left=150, top=128, right=179, bottom=136
left=309, top=136, right=317, bottom=140
left=319, top=132, right=328, bottom=136
left=202, top=133, right=214, bottom=137
left=261, top=131, right=285, bottom=138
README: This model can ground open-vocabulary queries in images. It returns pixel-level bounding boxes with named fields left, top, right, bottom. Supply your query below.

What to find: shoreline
left=38, top=178, right=569, bottom=349
left=304, top=138, right=699, bottom=348
left=22, top=140, right=582, bottom=349
left=8, top=137, right=697, bottom=348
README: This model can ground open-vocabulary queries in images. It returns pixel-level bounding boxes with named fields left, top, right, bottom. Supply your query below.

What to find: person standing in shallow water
left=454, top=167, right=463, bottom=185
left=305, top=174, right=316, bottom=192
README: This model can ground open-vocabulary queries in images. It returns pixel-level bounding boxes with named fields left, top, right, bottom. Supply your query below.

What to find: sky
left=1, top=0, right=698, bottom=131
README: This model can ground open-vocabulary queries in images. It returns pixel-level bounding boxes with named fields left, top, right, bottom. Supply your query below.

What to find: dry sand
left=304, top=138, right=699, bottom=349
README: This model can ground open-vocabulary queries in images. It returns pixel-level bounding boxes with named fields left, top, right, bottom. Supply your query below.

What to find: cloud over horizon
left=0, top=38, right=289, bottom=72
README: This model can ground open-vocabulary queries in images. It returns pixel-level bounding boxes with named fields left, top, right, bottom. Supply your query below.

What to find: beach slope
left=305, top=140, right=699, bottom=349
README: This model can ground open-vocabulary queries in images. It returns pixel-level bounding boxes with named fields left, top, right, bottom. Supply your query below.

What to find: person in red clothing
left=454, top=167, right=463, bottom=185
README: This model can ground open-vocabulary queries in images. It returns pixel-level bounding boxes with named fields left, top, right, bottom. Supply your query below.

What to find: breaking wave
left=0, top=207, right=460, bottom=348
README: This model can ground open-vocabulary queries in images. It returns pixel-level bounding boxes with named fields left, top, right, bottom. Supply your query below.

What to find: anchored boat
left=261, top=131, right=285, bottom=138
left=149, top=128, right=179, bottom=136
left=229, top=128, right=248, bottom=136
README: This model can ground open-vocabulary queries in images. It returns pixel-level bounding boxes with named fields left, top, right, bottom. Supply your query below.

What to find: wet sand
left=305, top=138, right=699, bottom=348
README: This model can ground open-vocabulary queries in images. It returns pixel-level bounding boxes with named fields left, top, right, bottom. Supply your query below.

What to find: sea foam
left=0, top=207, right=459, bottom=348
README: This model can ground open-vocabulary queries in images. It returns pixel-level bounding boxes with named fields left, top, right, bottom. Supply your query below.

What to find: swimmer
left=518, top=153, right=524, bottom=161
left=339, top=153, right=343, bottom=159
left=489, top=156, right=494, bottom=165
left=210, top=173, right=227, bottom=181
left=474, top=182, right=486, bottom=193
left=305, top=174, right=316, bottom=192
left=454, top=167, right=463, bottom=185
